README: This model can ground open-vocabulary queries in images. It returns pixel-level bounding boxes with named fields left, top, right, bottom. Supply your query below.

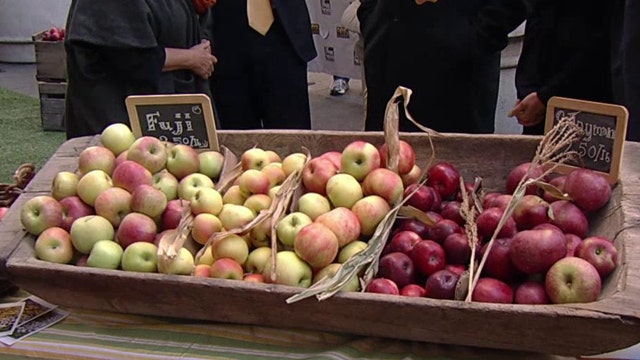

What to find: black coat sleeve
left=473, top=0, right=527, bottom=55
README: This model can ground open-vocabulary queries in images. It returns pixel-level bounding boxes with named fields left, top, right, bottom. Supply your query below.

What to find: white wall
left=0, top=0, right=71, bottom=62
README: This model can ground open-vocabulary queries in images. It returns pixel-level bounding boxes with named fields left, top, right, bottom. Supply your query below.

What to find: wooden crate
left=38, top=81, right=66, bottom=131
left=1, top=131, right=639, bottom=357
left=32, top=30, right=67, bottom=82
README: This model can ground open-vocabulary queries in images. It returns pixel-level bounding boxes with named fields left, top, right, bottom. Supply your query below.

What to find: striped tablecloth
left=0, top=296, right=578, bottom=360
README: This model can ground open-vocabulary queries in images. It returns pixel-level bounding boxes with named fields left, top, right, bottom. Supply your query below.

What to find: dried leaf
left=397, top=205, right=437, bottom=226
left=533, top=180, right=572, bottom=201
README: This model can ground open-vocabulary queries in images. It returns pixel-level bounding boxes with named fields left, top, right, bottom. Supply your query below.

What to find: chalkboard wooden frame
left=125, top=94, right=219, bottom=152
left=544, top=96, right=628, bottom=184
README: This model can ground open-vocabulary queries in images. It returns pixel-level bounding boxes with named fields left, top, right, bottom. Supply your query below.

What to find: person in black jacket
left=509, top=0, right=613, bottom=135
left=358, top=0, right=526, bottom=134
left=207, top=0, right=317, bottom=130
left=611, top=0, right=640, bottom=142
left=64, top=0, right=217, bottom=139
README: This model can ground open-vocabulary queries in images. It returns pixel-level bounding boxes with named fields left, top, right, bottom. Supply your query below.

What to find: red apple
left=426, top=162, right=461, bottom=200
left=403, top=184, right=440, bottom=212
left=59, top=195, right=95, bottom=232
left=484, top=193, right=512, bottom=210
left=542, top=175, right=567, bottom=203
left=510, top=228, right=567, bottom=275
left=410, top=240, right=446, bottom=277
left=161, top=199, right=189, bottom=231
left=506, top=162, right=545, bottom=195
left=476, top=207, right=517, bottom=240
left=563, top=168, right=612, bottom=212
left=365, top=278, right=399, bottom=295
left=388, top=230, right=422, bottom=255
left=442, top=233, right=473, bottom=265
left=112, top=160, right=153, bottom=193
left=116, top=212, right=158, bottom=248
left=549, top=200, right=589, bottom=238
left=379, top=140, right=416, bottom=175
left=378, top=252, right=416, bottom=288
left=445, top=264, right=467, bottom=277
left=430, top=219, right=463, bottom=244
left=424, top=269, right=460, bottom=300
left=575, top=236, right=618, bottom=277
left=318, top=151, right=342, bottom=170
left=302, top=157, right=338, bottom=195
left=564, top=233, right=582, bottom=257
left=127, top=136, right=168, bottom=174
left=400, top=284, right=426, bottom=297
left=471, top=277, right=513, bottom=304
left=512, top=194, right=551, bottom=230
left=440, top=201, right=464, bottom=226
left=294, top=222, right=339, bottom=269
left=514, top=281, right=550, bottom=304
left=480, top=237, right=523, bottom=282
left=362, top=168, right=405, bottom=205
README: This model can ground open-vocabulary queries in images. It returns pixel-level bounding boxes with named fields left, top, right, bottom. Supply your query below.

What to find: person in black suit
left=207, top=0, right=317, bottom=130
left=64, top=0, right=216, bottom=139
left=510, top=0, right=613, bottom=135
left=358, top=0, right=526, bottom=134
left=611, top=0, right=640, bottom=142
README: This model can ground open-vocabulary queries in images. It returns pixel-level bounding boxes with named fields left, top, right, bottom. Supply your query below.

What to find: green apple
left=340, top=141, right=381, bottom=181
left=281, top=153, right=307, bottom=177
left=34, top=226, right=74, bottom=264
left=166, top=144, right=200, bottom=180
left=243, top=194, right=272, bottom=215
left=211, top=234, right=249, bottom=265
left=262, top=250, right=312, bottom=288
left=338, top=240, right=368, bottom=263
left=121, top=242, right=159, bottom=273
left=153, top=169, right=179, bottom=201
left=275, top=212, right=312, bottom=248
left=240, top=148, right=271, bottom=171
left=325, top=173, right=363, bottom=209
left=296, top=192, right=331, bottom=221
left=51, top=171, right=79, bottom=201
left=70, top=215, right=115, bottom=254
left=190, top=187, right=223, bottom=216
left=87, top=240, right=123, bottom=269
left=218, top=204, right=256, bottom=231
left=198, top=150, right=225, bottom=181
left=313, top=263, right=360, bottom=292
left=245, top=246, right=272, bottom=274
left=76, top=169, right=113, bottom=207
left=222, top=185, right=247, bottom=205
left=178, top=173, right=215, bottom=202
left=163, top=247, right=195, bottom=275
left=20, top=195, right=63, bottom=236
left=100, top=123, right=135, bottom=156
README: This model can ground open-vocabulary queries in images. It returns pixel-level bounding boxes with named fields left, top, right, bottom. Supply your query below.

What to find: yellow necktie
left=247, top=0, right=274, bottom=36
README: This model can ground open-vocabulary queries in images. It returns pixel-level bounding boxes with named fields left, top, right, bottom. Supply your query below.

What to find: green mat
left=0, top=88, right=66, bottom=185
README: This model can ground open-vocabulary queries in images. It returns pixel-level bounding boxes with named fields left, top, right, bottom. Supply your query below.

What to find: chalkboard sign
left=544, top=97, right=628, bottom=184
left=125, top=94, right=219, bottom=152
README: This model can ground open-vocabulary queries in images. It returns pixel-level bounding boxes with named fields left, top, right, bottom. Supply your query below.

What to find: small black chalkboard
left=125, top=94, right=219, bottom=152
left=544, top=97, right=628, bottom=184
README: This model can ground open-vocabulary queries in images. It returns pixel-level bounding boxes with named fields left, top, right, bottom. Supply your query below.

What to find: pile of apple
left=20, top=123, right=227, bottom=274
left=366, top=160, right=618, bottom=305
left=40, top=27, right=65, bottom=42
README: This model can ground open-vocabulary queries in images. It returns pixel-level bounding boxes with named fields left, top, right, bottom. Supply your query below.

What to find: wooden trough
left=0, top=130, right=639, bottom=357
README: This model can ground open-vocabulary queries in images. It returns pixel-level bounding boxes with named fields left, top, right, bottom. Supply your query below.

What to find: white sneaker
left=330, top=78, right=349, bottom=96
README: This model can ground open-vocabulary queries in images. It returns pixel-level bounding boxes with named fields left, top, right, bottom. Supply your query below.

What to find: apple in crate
left=424, top=269, right=460, bottom=300
left=153, top=169, right=179, bottom=201
left=403, top=184, right=440, bottom=212
left=510, top=228, right=566, bottom=275
left=59, top=195, right=95, bottom=232
left=400, top=284, right=426, bottom=297
left=426, top=162, right=461, bottom=200
left=476, top=207, right=517, bottom=240
left=338, top=240, right=368, bottom=263
left=481, top=237, right=523, bottom=282
left=545, top=257, right=602, bottom=304
left=100, top=123, right=135, bottom=156
left=245, top=246, right=272, bottom=274
left=506, top=161, right=546, bottom=195
left=20, top=195, right=63, bottom=236
left=379, top=140, right=416, bottom=175
left=190, top=187, right=223, bottom=216
left=191, top=213, right=222, bottom=245
left=563, top=168, right=612, bottom=212
left=341, top=140, right=381, bottom=181
left=76, top=169, right=113, bottom=207
left=77, top=145, right=117, bottom=176
left=237, top=169, right=271, bottom=196
left=218, top=204, right=256, bottom=231
left=261, top=163, right=286, bottom=188
left=86, top=240, right=123, bottom=270
left=241, top=148, right=271, bottom=171
left=472, top=277, right=514, bottom=304
left=294, top=222, right=339, bottom=269
left=512, top=194, right=551, bottom=230
left=163, top=247, right=195, bottom=275
left=549, top=200, right=590, bottom=238
left=127, top=136, right=168, bottom=174
left=178, top=173, right=215, bottom=202
left=34, top=226, right=74, bottom=264
left=112, top=160, right=153, bottom=194
left=326, top=173, right=363, bottom=209
left=161, top=198, right=190, bottom=231
left=318, top=151, right=342, bottom=170
left=410, top=240, right=446, bottom=277
left=70, top=215, right=115, bottom=254
left=211, top=234, right=249, bottom=265
left=302, top=157, right=338, bottom=195
left=210, top=258, right=244, bottom=280
left=130, top=184, right=168, bottom=218
left=313, top=263, right=359, bottom=292
left=365, top=278, right=399, bottom=295
left=442, top=233, right=473, bottom=265
left=263, top=251, right=313, bottom=288
left=514, top=281, right=550, bottom=304
left=351, top=195, right=391, bottom=237
left=51, top=171, right=79, bottom=201
left=166, top=144, right=200, bottom=180
left=198, top=150, right=225, bottom=181
left=315, top=207, right=361, bottom=248
left=575, top=236, right=618, bottom=277
left=121, top=242, right=159, bottom=273
left=116, top=212, right=157, bottom=249
left=281, top=152, right=307, bottom=177
left=401, top=164, right=422, bottom=187
left=193, top=264, right=211, bottom=278
left=276, top=212, right=313, bottom=248
left=362, top=168, right=404, bottom=205
left=378, top=252, right=416, bottom=288
left=388, top=230, right=421, bottom=256
left=296, top=192, right=331, bottom=221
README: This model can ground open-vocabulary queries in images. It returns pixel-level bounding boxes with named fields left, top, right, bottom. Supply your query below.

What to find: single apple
left=86, top=239, right=123, bottom=270
left=471, top=277, right=514, bottom=304
left=281, top=153, right=307, bottom=177
left=430, top=219, right=464, bottom=244
left=243, top=273, right=265, bottom=283
left=351, top=195, right=391, bottom=237
left=480, top=237, right=523, bottom=282
left=166, top=144, right=200, bottom=180
left=198, top=150, right=225, bottom=181
left=400, top=284, right=426, bottom=297
left=116, top=212, right=157, bottom=248
left=294, top=222, right=339, bottom=269
left=575, top=236, right=618, bottom=277
left=565, top=233, right=582, bottom=257
left=34, top=226, right=74, bottom=264
left=208, top=258, right=244, bottom=280
left=514, top=281, right=550, bottom=304
left=512, top=194, right=551, bottom=230
left=318, top=151, right=342, bottom=170
left=315, top=207, right=361, bottom=248
left=362, top=168, right=404, bottom=205
left=426, top=162, right=461, bottom=200
left=388, top=230, right=421, bottom=256
left=193, top=264, right=211, bottom=277
left=401, top=164, right=422, bottom=187
left=77, top=145, right=116, bottom=176
left=190, top=187, right=223, bottom=216
left=476, top=206, right=517, bottom=240
left=130, top=184, right=168, bottom=218
left=549, top=200, right=590, bottom=238
left=442, top=232, right=473, bottom=265
left=312, top=263, right=359, bottom=292
left=121, top=241, right=159, bottom=273
left=506, top=162, right=546, bottom=195
left=325, top=173, right=363, bottom=209
left=127, top=136, right=168, bottom=173
left=341, top=140, right=381, bottom=181
left=100, top=123, right=136, bottom=156
left=152, top=169, right=179, bottom=201
left=240, top=148, right=271, bottom=171
left=296, top=192, right=331, bottom=221
left=563, top=168, right=612, bottom=212
left=337, top=240, right=368, bottom=263
left=365, top=278, right=399, bottom=295
left=163, top=247, right=195, bottom=275
left=76, top=169, right=113, bottom=207
left=245, top=246, right=272, bottom=274
left=161, top=199, right=190, bottom=231
left=379, top=140, right=416, bottom=175
left=218, top=204, right=256, bottom=231
left=237, top=169, right=271, bottom=197
left=545, top=256, right=602, bottom=304
left=378, top=252, right=416, bottom=288
left=211, top=234, right=249, bottom=265
left=424, top=269, right=460, bottom=300
left=410, top=239, right=446, bottom=277
left=51, top=171, right=79, bottom=201
left=243, top=194, right=272, bottom=215
left=510, top=228, right=567, bottom=275
left=93, top=186, right=132, bottom=228
left=178, top=173, right=215, bottom=201
left=191, top=212, right=222, bottom=245
left=69, top=215, right=115, bottom=254
left=440, top=201, right=465, bottom=226
left=261, top=163, right=286, bottom=188
left=262, top=250, right=313, bottom=288
left=302, top=157, right=338, bottom=195
left=59, top=195, right=95, bottom=232
left=20, top=195, right=64, bottom=236
left=112, top=160, right=153, bottom=193
left=276, top=212, right=313, bottom=248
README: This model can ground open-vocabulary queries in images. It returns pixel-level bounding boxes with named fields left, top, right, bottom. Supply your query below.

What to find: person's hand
left=508, top=92, right=546, bottom=128
left=190, top=40, right=217, bottom=79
